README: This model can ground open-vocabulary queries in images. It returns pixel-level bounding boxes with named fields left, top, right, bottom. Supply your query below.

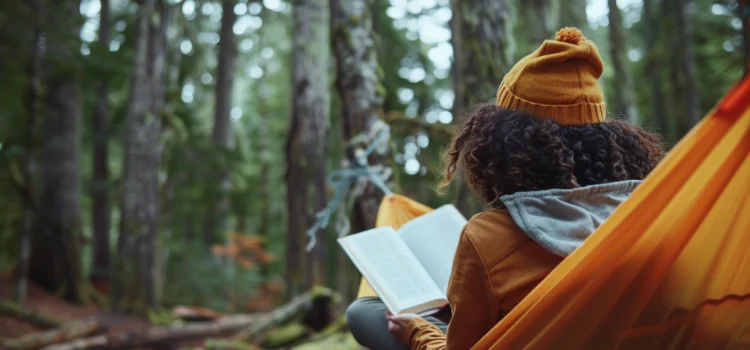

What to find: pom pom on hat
left=555, top=27, right=585, bottom=44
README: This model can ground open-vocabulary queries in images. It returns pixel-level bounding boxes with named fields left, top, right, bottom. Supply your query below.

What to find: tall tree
left=519, top=0, right=554, bottom=44
left=332, top=0, right=387, bottom=239
left=607, top=0, right=637, bottom=123
left=115, top=0, right=171, bottom=312
left=450, top=0, right=514, bottom=215
left=205, top=0, right=238, bottom=245
left=332, top=0, right=389, bottom=302
left=285, top=0, right=330, bottom=295
left=29, top=0, right=83, bottom=303
left=91, top=0, right=111, bottom=290
left=665, top=0, right=699, bottom=136
left=17, top=0, right=43, bottom=305
left=559, top=0, right=588, bottom=29
left=643, top=0, right=668, bottom=135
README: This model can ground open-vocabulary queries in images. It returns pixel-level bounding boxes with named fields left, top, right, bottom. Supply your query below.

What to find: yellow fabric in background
left=472, top=77, right=750, bottom=349
left=356, top=195, right=434, bottom=299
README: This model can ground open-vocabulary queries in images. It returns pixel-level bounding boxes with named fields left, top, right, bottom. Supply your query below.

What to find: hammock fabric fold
left=356, top=76, right=750, bottom=349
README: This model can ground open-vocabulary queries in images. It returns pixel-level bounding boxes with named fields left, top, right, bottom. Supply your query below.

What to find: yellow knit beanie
left=496, top=27, right=606, bottom=125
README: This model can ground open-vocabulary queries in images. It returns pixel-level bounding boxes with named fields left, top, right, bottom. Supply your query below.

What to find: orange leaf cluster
left=211, top=233, right=275, bottom=270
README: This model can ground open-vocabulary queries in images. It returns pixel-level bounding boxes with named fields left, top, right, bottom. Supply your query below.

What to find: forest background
left=0, top=0, right=748, bottom=347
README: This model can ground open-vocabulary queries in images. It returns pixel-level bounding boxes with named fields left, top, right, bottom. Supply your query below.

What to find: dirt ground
left=0, top=271, right=150, bottom=339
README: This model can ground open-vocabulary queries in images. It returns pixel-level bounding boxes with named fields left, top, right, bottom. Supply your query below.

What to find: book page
left=338, top=227, right=445, bottom=314
left=397, top=205, right=467, bottom=295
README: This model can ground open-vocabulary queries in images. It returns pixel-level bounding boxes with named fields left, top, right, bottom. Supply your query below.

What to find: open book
left=338, top=205, right=467, bottom=315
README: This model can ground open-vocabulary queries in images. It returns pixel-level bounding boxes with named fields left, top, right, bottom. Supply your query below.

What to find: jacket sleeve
left=404, top=229, right=500, bottom=350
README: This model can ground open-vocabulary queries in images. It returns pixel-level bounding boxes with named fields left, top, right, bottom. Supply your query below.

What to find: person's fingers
left=387, top=320, right=403, bottom=333
left=392, top=317, right=412, bottom=327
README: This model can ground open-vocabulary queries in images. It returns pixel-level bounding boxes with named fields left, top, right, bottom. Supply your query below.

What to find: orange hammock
left=357, top=76, right=750, bottom=349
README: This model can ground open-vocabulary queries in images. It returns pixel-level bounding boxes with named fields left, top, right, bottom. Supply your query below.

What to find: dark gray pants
left=346, top=297, right=448, bottom=350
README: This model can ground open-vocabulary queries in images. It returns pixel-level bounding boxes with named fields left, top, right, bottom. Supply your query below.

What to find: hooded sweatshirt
left=402, top=180, right=642, bottom=350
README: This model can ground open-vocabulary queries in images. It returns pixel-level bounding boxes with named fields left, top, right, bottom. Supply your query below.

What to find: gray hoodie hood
left=499, top=180, right=641, bottom=257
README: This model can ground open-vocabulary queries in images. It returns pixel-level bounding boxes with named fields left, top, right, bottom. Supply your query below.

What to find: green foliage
left=162, top=242, right=265, bottom=312
left=0, top=0, right=745, bottom=319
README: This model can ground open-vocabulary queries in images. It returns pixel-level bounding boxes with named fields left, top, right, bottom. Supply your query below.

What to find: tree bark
left=285, top=0, right=330, bottom=296
left=665, top=0, right=700, bottom=136
left=520, top=0, right=554, bottom=44
left=331, top=0, right=388, bottom=238
left=29, top=0, right=84, bottom=304
left=115, top=0, right=170, bottom=313
left=450, top=0, right=513, bottom=215
left=559, top=0, right=588, bottom=29
left=643, top=0, right=668, bottom=135
left=256, top=62, right=271, bottom=281
left=205, top=0, right=238, bottom=246
left=607, top=0, right=637, bottom=124
left=332, top=0, right=390, bottom=305
left=16, top=0, right=43, bottom=305
left=91, top=0, right=111, bottom=292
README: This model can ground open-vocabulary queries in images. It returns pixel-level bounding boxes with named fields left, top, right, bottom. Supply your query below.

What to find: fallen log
left=231, top=287, right=336, bottom=343
left=0, top=301, right=60, bottom=329
left=3, top=318, right=102, bottom=350
left=41, top=314, right=260, bottom=350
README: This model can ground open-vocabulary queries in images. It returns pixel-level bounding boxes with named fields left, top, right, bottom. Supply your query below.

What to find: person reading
left=345, top=27, right=666, bottom=350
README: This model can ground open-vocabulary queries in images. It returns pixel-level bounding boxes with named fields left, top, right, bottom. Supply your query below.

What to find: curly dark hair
left=441, top=103, right=665, bottom=206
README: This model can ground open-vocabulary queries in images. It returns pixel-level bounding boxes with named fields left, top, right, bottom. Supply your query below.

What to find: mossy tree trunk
left=115, top=0, right=171, bottom=313
left=29, top=0, right=84, bottom=304
left=285, top=0, right=330, bottom=296
left=332, top=0, right=389, bottom=303
left=450, top=0, right=514, bottom=215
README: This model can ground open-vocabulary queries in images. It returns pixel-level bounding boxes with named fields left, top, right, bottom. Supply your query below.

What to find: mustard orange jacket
left=402, top=181, right=642, bottom=350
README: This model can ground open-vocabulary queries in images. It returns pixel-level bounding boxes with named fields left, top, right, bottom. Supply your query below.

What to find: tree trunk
left=559, top=0, right=588, bottom=29
left=664, top=0, right=700, bottom=137
left=29, top=0, right=83, bottom=304
left=205, top=0, right=238, bottom=246
left=331, top=0, right=390, bottom=304
left=285, top=0, right=330, bottom=296
left=256, top=62, right=271, bottom=281
left=17, top=1, right=43, bottom=305
left=450, top=0, right=513, bottom=215
left=520, top=0, right=554, bottom=44
left=115, top=0, right=170, bottom=313
left=91, top=0, right=111, bottom=292
left=673, top=0, right=699, bottom=129
left=643, top=0, right=668, bottom=135
left=607, top=0, right=637, bottom=124
left=331, top=0, right=388, bottom=238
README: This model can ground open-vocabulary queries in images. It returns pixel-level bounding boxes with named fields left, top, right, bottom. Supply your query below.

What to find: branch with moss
left=384, top=112, right=455, bottom=138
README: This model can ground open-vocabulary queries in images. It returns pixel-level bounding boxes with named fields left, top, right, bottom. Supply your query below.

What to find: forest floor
left=0, top=273, right=361, bottom=349
left=0, top=271, right=150, bottom=339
